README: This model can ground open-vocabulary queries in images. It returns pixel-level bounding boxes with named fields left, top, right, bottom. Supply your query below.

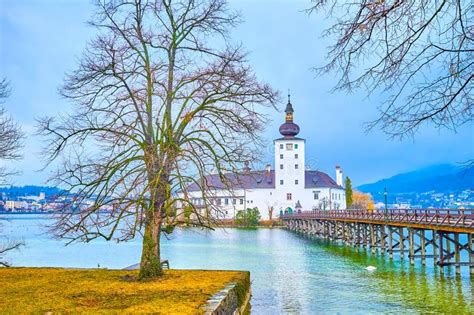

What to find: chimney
left=265, top=163, right=271, bottom=173
left=336, top=165, right=343, bottom=186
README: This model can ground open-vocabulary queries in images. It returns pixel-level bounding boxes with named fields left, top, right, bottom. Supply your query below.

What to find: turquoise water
left=1, top=214, right=473, bottom=314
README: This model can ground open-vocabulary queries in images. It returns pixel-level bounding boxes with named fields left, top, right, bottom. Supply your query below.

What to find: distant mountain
left=358, top=164, right=474, bottom=196
left=0, top=185, right=65, bottom=198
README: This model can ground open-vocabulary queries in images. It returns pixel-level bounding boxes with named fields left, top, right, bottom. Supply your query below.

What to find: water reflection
left=300, top=233, right=473, bottom=314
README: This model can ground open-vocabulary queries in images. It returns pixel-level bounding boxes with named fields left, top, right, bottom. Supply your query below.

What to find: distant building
left=178, top=97, right=346, bottom=220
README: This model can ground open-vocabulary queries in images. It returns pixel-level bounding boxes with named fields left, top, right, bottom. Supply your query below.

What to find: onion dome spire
left=279, top=91, right=300, bottom=137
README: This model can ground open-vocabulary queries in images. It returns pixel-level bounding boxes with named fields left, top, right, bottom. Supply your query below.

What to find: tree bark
left=139, top=207, right=163, bottom=279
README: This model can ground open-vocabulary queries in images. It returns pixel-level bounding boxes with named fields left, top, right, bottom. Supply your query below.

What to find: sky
left=0, top=0, right=472, bottom=187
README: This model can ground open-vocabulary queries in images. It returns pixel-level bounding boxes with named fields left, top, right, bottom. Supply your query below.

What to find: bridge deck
left=282, top=209, right=474, bottom=233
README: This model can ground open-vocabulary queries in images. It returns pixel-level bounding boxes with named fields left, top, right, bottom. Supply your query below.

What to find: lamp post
left=384, top=188, right=388, bottom=218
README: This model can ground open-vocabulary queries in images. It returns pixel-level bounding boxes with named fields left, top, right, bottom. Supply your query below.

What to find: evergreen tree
left=235, top=207, right=261, bottom=227
left=345, top=177, right=353, bottom=209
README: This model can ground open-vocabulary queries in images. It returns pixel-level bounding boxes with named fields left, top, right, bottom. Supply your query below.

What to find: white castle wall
left=274, top=138, right=306, bottom=212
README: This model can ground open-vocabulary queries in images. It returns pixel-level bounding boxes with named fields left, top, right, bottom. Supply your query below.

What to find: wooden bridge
left=282, top=209, right=474, bottom=275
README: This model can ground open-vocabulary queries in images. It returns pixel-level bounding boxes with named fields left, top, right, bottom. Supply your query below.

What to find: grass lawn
left=0, top=268, right=249, bottom=314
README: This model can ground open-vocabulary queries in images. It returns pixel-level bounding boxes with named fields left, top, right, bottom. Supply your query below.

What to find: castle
left=182, top=97, right=346, bottom=220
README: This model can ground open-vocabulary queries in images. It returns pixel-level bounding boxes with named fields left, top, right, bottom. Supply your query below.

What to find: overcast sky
left=0, top=0, right=472, bottom=187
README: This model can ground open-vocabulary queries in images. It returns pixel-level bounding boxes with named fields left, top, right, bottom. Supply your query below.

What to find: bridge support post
left=420, top=229, right=426, bottom=265
left=409, top=228, right=415, bottom=265
left=446, top=233, right=451, bottom=266
left=469, top=233, right=473, bottom=275
left=342, top=222, right=346, bottom=244
left=356, top=223, right=360, bottom=247
left=454, top=233, right=460, bottom=274
left=399, top=227, right=405, bottom=260
left=381, top=225, right=386, bottom=254
left=370, top=224, right=375, bottom=254
left=439, top=232, right=444, bottom=274
left=388, top=226, right=393, bottom=259
left=433, top=230, right=438, bottom=267
left=363, top=224, right=368, bottom=248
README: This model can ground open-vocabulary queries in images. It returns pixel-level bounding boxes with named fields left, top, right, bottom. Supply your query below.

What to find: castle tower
left=274, top=95, right=306, bottom=211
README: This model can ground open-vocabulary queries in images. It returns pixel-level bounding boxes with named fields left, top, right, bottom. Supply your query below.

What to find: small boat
left=365, top=265, right=377, bottom=271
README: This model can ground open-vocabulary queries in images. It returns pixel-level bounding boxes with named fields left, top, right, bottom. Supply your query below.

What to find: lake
left=1, top=214, right=473, bottom=314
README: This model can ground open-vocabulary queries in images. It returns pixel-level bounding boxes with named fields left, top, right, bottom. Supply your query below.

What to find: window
left=240, top=199, right=244, bottom=205
left=225, top=198, right=229, bottom=205
left=295, top=144, right=299, bottom=149
left=295, top=179, right=299, bottom=185
left=280, top=154, right=283, bottom=159
left=287, top=193, right=292, bottom=200
left=280, top=164, right=283, bottom=169
left=313, top=192, right=319, bottom=200
left=280, top=144, right=283, bottom=149
left=295, top=164, right=299, bottom=169
left=286, top=143, right=293, bottom=150
left=217, top=199, right=222, bottom=205
left=295, top=154, right=298, bottom=159
left=280, top=180, right=284, bottom=185
left=232, top=199, right=236, bottom=205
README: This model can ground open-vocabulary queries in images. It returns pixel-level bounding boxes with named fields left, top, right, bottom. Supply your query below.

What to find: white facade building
left=181, top=98, right=346, bottom=220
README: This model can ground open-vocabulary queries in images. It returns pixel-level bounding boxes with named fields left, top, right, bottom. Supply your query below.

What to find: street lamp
left=384, top=188, right=388, bottom=217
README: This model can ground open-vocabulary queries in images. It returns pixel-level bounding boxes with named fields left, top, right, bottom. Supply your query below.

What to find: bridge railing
left=282, top=209, right=474, bottom=229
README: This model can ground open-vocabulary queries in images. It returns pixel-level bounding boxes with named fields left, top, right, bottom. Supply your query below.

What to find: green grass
left=0, top=268, right=249, bottom=314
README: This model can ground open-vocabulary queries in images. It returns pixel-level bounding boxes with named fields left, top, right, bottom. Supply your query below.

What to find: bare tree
left=38, top=0, right=278, bottom=279
left=309, top=0, right=473, bottom=138
left=0, top=79, right=23, bottom=183
left=0, top=78, right=24, bottom=267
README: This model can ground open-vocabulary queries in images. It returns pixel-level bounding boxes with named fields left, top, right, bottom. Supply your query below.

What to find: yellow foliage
left=352, top=190, right=375, bottom=211
left=0, top=268, right=248, bottom=314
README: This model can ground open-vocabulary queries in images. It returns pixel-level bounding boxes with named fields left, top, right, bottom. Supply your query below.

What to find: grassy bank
left=0, top=268, right=249, bottom=314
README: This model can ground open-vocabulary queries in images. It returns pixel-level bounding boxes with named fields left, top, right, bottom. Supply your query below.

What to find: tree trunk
left=139, top=212, right=162, bottom=279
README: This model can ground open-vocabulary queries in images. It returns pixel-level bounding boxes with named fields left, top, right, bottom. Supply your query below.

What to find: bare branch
left=310, top=0, right=473, bottom=138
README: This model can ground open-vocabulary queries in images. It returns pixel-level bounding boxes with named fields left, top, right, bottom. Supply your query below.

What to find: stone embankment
left=202, top=271, right=251, bottom=314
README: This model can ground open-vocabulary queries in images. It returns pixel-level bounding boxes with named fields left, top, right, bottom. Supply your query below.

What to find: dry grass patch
left=0, top=268, right=249, bottom=314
